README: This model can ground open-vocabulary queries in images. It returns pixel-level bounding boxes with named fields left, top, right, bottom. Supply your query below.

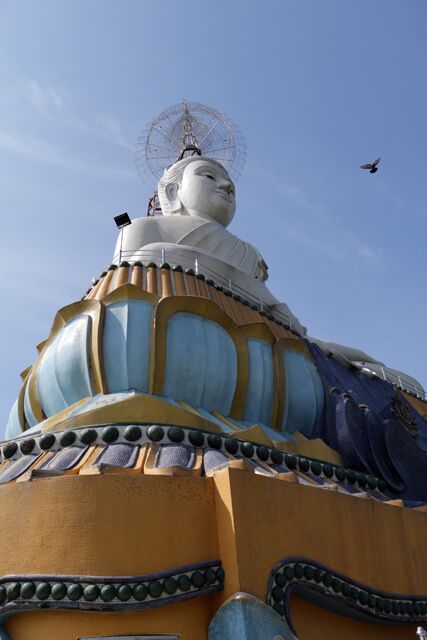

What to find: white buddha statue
left=113, top=155, right=424, bottom=394
left=114, top=156, right=306, bottom=334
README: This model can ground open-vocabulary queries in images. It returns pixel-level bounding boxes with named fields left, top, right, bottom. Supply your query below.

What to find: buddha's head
left=157, top=156, right=236, bottom=227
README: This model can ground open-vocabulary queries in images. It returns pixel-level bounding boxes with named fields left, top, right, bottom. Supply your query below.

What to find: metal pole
left=119, top=228, right=124, bottom=264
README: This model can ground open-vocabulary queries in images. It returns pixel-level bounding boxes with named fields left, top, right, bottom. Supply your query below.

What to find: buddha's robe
left=115, top=215, right=268, bottom=281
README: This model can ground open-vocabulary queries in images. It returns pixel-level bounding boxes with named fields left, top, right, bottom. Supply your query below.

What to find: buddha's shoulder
left=130, top=215, right=213, bottom=233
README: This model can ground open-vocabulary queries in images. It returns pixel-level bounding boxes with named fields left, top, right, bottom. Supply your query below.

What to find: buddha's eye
left=204, top=173, right=215, bottom=180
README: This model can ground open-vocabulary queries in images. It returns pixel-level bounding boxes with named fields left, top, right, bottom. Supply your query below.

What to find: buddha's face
left=170, top=159, right=236, bottom=226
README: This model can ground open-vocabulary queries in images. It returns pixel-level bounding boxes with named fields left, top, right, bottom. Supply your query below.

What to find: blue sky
left=0, top=0, right=426, bottom=433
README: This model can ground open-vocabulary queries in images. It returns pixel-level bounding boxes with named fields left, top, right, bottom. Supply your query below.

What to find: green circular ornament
left=241, top=442, right=254, bottom=458
left=332, top=579, right=342, bottom=593
left=124, top=425, right=142, bottom=442
left=39, top=434, right=56, bottom=450
left=7, top=583, right=20, bottom=601
left=216, top=567, right=225, bottom=583
left=163, top=578, right=177, bottom=595
left=21, top=582, right=36, bottom=599
left=204, top=568, right=216, bottom=585
left=20, top=439, right=36, bottom=455
left=303, top=565, right=315, bottom=580
left=310, top=461, right=322, bottom=476
left=133, top=584, right=148, bottom=601
left=367, top=476, right=378, bottom=490
left=147, top=426, right=164, bottom=442
left=323, top=464, right=334, bottom=478
left=100, top=584, right=116, bottom=602
left=345, top=469, right=356, bottom=484
left=284, top=566, right=295, bottom=581
left=314, top=569, right=323, bottom=583
left=275, top=573, right=287, bottom=587
left=256, top=446, right=269, bottom=462
left=149, top=581, right=163, bottom=598
left=51, top=583, right=67, bottom=600
left=349, top=587, right=359, bottom=601
left=272, top=586, right=284, bottom=603
left=406, top=602, right=414, bottom=615
left=84, top=584, right=100, bottom=601
left=298, top=458, right=310, bottom=473
left=322, top=573, right=333, bottom=588
left=355, top=472, right=367, bottom=488
left=3, top=443, right=18, bottom=459
left=36, top=582, right=51, bottom=600
left=224, top=438, right=238, bottom=455
left=376, top=597, right=385, bottom=612
left=189, top=430, right=205, bottom=447
left=207, top=434, right=222, bottom=450
left=178, top=575, right=191, bottom=592
left=191, top=572, right=205, bottom=588
left=335, top=467, right=346, bottom=482
left=294, top=564, right=304, bottom=580
left=271, top=449, right=284, bottom=465
left=80, top=429, right=97, bottom=445
left=60, top=431, right=76, bottom=447
left=117, top=584, right=132, bottom=601
left=368, top=594, right=376, bottom=608
left=168, top=427, right=185, bottom=443
left=102, top=426, right=119, bottom=443
left=68, top=583, right=83, bottom=601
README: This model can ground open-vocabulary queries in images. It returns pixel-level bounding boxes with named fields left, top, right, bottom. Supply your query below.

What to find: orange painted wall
left=1, top=468, right=427, bottom=639
left=213, top=467, right=427, bottom=640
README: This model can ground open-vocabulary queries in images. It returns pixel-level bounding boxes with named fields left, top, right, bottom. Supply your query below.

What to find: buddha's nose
left=218, top=180, right=233, bottom=194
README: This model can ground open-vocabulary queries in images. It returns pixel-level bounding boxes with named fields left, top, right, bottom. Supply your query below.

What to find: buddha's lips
left=214, top=190, right=233, bottom=202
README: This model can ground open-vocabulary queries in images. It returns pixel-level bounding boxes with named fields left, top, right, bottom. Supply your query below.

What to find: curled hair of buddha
left=157, top=156, right=229, bottom=216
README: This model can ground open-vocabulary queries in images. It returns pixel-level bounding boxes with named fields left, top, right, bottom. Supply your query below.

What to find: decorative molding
left=267, top=557, right=427, bottom=630
left=0, top=560, right=223, bottom=616
left=0, top=424, right=387, bottom=493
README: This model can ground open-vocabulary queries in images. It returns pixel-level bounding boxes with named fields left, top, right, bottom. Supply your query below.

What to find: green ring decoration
left=102, top=426, right=119, bottom=443
left=79, top=429, right=97, bottom=445
left=39, top=434, right=56, bottom=450
left=0, top=424, right=387, bottom=495
left=224, top=438, right=239, bottom=455
left=189, top=430, right=205, bottom=447
left=241, top=442, right=254, bottom=458
left=207, top=434, right=222, bottom=450
left=147, top=425, right=164, bottom=442
left=167, top=427, right=185, bottom=443
left=268, top=558, right=427, bottom=627
left=60, top=431, right=76, bottom=447
left=124, top=425, right=142, bottom=442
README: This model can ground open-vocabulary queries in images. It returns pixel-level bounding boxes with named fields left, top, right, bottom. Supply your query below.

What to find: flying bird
left=360, top=157, right=381, bottom=173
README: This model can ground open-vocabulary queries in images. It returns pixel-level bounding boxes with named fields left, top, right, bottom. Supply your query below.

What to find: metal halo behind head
left=135, top=101, right=246, bottom=186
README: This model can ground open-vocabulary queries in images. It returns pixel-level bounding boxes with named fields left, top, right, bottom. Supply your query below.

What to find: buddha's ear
left=165, top=182, right=182, bottom=214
